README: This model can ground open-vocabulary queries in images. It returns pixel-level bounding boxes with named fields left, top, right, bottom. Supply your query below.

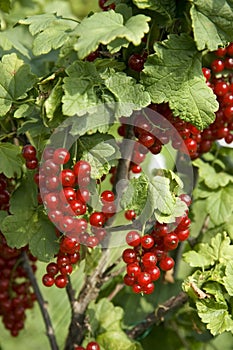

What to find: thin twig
left=126, top=291, right=188, bottom=339
left=22, top=251, right=59, bottom=350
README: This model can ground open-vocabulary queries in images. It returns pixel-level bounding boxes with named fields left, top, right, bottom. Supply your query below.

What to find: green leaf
left=62, top=60, right=101, bottom=116
left=154, top=197, right=187, bottom=224
left=223, top=261, right=233, bottom=296
left=0, top=0, right=11, bottom=13
left=0, top=210, right=7, bottom=224
left=80, top=134, right=120, bottom=179
left=19, top=13, right=76, bottom=56
left=44, top=78, right=63, bottom=120
left=74, top=11, right=150, bottom=59
left=190, top=0, right=233, bottom=51
left=141, top=34, right=218, bottom=129
left=196, top=298, right=233, bottom=336
left=193, top=159, right=233, bottom=189
left=0, top=53, right=37, bottom=117
left=9, top=174, right=38, bottom=214
left=206, top=185, right=233, bottom=225
left=29, top=213, right=59, bottom=262
left=121, top=174, right=149, bottom=214
left=149, top=176, right=175, bottom=215
left=104, top=72, right=151, bottom=114
left=0, top=143, right=23, bottom=178
left=87, top=298, right=142, bottom=350
left=132, top=0, right=176, bottom=20
left=183, top=233, right=233, bottom=268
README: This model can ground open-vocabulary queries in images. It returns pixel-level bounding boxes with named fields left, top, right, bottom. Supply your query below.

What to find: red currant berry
left=22, top=145, right=37, bottom=160
left=202, top=67, right=211, bottom=81
left=89, top=212, right=105, bottom=227
left=76, top=188, right=90, bottom=204
left=137, top=271, right=152, bottom=286
left=147, top=266, right=160, bottom=281
left=26, top=159, right=38, bottom=170
left=54, top=274, right=68, bottom=288
left=101, top=190, right=115, bottom=203
left=125, top=209, right=136, bottom=221
left=53, top=148, right=70, bottom=165
left=123, top=274, right=135, bottom=286
left=128, top=54, right=145, bottom=72
left=126, top=231, right=141, bottom=247
left=142, top=282, right=154, bottom=294
left=86, top=341, right=101, bottom=350
left=122, top=249, right=137, bottom=264
left=142, top=252, right=157, bottom=268
left=46, top=262, right=59, bottom=276
left=211, top=59, right=224, bottom=72
left=73, top=160, right=91, bottom=177
left=127, top=262, right=141, bottom=277
left=61, top=169, right=75, bottom=187
left=42, top=274, right=54, bottom=287
left=70, top=200, right=86, bottom=216
left=159, top=256, right=175, bottom=271
left=163, top=233, right=179, bottom=251
left=141, top=235, right=154, bottom=249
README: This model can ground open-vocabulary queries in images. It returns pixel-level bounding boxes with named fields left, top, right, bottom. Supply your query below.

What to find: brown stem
left=22, top=251, right=59, bottom=350
left=126, top=291, right=188, bottom=339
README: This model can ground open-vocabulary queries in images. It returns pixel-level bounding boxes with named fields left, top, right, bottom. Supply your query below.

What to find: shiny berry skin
left=137, top=272, right=152, bottom=286
left=60, top=216, right=76, bottom=232
left=60, top=236, right=80, bottom=254
left=125, top=209, right=136, bottom=221
left=46, top=263, right=59, bottom=276
left=126, top=231, right=141, bottom=247
left=44, top=192, right=60, bottom=211
left=214, top=81, right=229, bottom=96
left=184, top=138, right=197, bottom=153
left=141, top=235, right=154, bottom=249
left=45, top=176, right=60, bottom=191
left=127, top=262, right=141, bottom=277
left=43, top=159, right=60, bottom=176
left=176, top=229, right=190, bottom=241
left=101, top=190, right=115, bottom=203
left=86, top=341, right=101, bottom=350
left=132, top=284, right=142, bottom=294
left=86, top=236, right=99, bottom=248
left=159, top=256, right=175, bottom=271
left=227, top=43, right=233, bottom=56
left=147, top=266, right=160, bottom=281
left=225, top=57, right=233, bottom=69
left=26, top=159, right=38, bottom=170
left=22, top=145, right=37, bottom=160
left=131, top=164, right=142, bottom=174
left=211, top=59, right=224, bottom=72
left=122, top=249, right=137, bottom=264
left=59, top=264, right=73, bottom=275
left=124, top=274, right=135, bottom=286
left=224, top=106, right=233, bottom=120
left=139, top=132, right=155, bottom=148
left=76, top=188, right=90, bottom=204
left=61, top=187, right=76, bottom=202
left=163, top=233, right=179, bottom=250
left=202, top=67, right=211, bottom=81
left=89, top=212, right=105, bottom=227
left=142, top=282, right=155, bottom=294
left=53, top=148, right=70, bottom=165
left=73, top=160, right=91, bottom=177
left=128, top=54, right=145, bottom=72
left=61, top=169, right=75, bottom=187
left=70, top=200, right=86, bottom=216
left=42, top=274, right=54, bottom=287
left=54, top=274, right=68, bottom=288
left=215, top=47, right=227, bottom=57
left=142, top=252, right=157, bottom=268
left=153, top=223, right=168, bottom=237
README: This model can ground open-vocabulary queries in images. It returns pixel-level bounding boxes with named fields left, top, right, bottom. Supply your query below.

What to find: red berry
left=73, top=160, right=91, bottom=178
left=26, top=159, right=38, bottom=170
left=42, top=274, right=54, bottom=287
left=125, top=209, right=136, bottom=221
left=101, top=190, right=115, bottom=203
left=61, top=169, right=75, bottom=187
left=214, top=81, right=229, bottom=96
left=211, top=59, right=224, bottom=72
left=130, top=164, right=142, bottom=174
left=142, top=252, right=157, bottom=268
left=126, top=231, right=141, bottom=247
left=54, top=274, right=68, bottom=288
left=128, top=54, right=145, bottom=72
left=53, top=148, right=70, bottom=165
left=89, top=212, right=105, bottom=227
left=76, top=188, right=90, bottom=203
left=127, top=262, right=141, bottom=277
left=22, top=145, right=37, bottom=160
left=59, top=264, right=73, bottom=275
left=122, top=249, right=137, bottom=264
left=137, top=272, right=152, bottom=286
left=159, top=256, right=174, bottom=271
left=46, top=262, right=59, bottom=276
left=141, top=235, right=154, bottom=249
left=227, top=43, right=233, bottom=57
left=202, top=67, right=211, bottom=81
left=70, top=200, right=86, bottom=216
left=43, top=159, right=60, bottom=176
left=147, top=266, right=160, bottom=281
left=163, top=233, right=179, bottom=251
left=142, top=282, right=154, bottom=294
left=124, top=274, right=135, bottom=286
left=86, top=341, right=101, bottom=350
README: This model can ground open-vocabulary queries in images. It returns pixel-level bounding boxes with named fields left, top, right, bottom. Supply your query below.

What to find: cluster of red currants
left=122, top=194, right=191, bottom=294
left=22, top=144, right=38, bottom=170
left=74, top=341, right=100, bottom=350
left=201, top=42, right=233, bottom=146
left=0, top=233, right=37, bottom=336
left=42, top=235, right=81, bottom=288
